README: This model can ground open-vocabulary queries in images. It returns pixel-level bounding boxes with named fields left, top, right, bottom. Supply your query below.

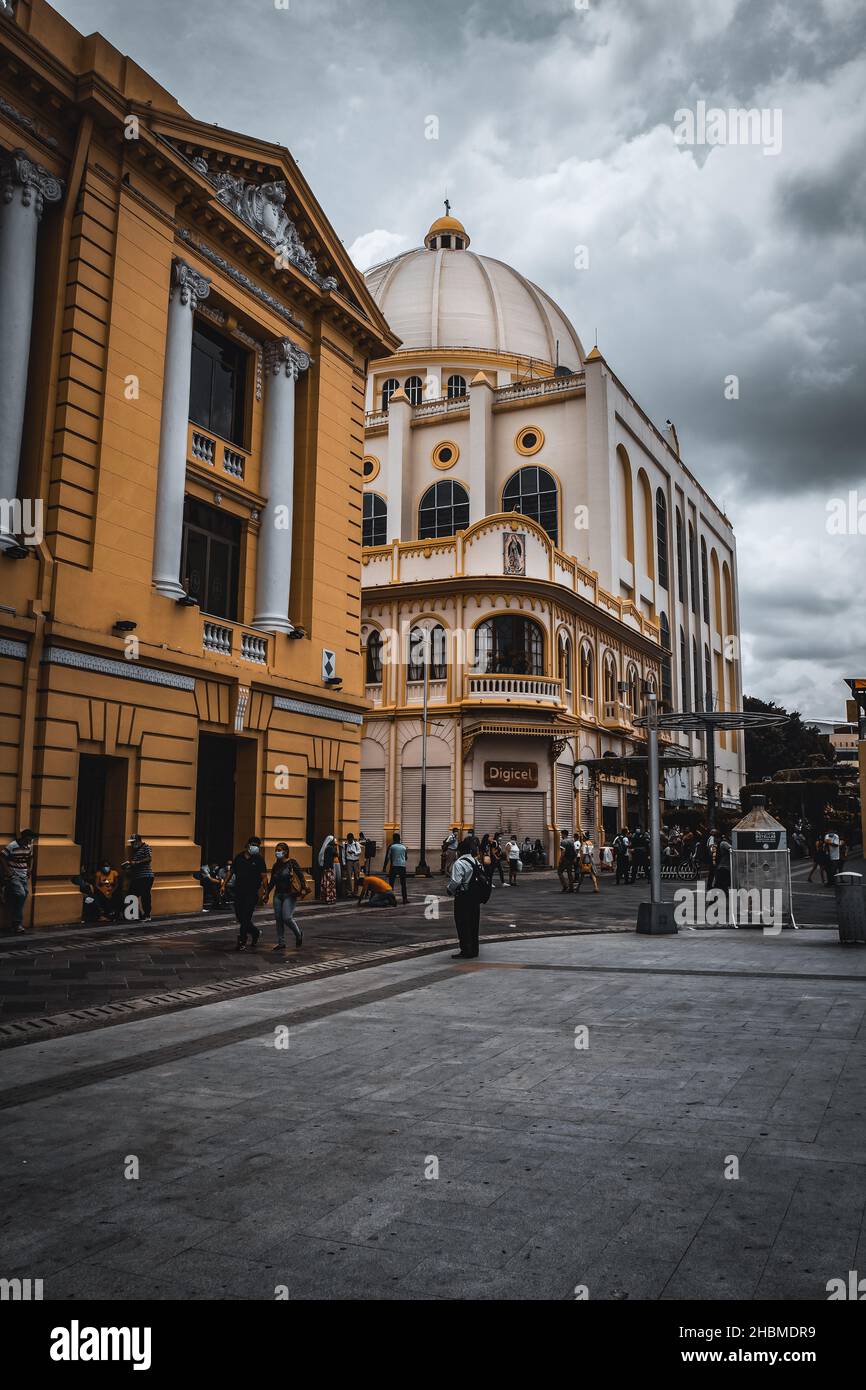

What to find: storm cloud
left=51, top=0, right=866, bottom=718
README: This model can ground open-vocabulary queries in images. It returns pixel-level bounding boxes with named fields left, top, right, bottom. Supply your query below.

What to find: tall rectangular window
left=181, top=497, right=241, bottom=620
left=189, top=320, right=248, bottom=446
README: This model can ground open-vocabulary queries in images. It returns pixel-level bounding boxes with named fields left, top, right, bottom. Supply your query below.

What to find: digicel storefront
left=470, top=740, right=549, bottom=844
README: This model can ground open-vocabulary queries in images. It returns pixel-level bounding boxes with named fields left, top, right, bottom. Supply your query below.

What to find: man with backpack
left=613, top=829, right=631, bottom=885
left=557, top=831, right=576, bottom=892
left=447, top=836, right=490, bottom=959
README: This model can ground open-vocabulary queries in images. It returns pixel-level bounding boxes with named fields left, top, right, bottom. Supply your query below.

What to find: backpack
left=465, top=861, right=492, bottom=905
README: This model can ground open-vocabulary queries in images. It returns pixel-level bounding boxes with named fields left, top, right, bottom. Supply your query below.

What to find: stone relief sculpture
left=199, top=165, right=337, bottom=291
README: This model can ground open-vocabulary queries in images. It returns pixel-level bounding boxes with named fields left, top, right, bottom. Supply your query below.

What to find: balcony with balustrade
left=463, top=673, right=564, bottom=706
left=201, top=617, right=272, bottom=667
left=187, top=422, right=252, bottom=488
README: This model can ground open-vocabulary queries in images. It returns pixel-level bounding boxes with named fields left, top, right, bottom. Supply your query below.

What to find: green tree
left=743, top=696, right=832, bottom=782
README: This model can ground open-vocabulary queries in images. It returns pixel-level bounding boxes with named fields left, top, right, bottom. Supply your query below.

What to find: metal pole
left=647, top=691, right=661, bottom=905
left=704, top=718, right=717, bottom=828
left=416, top=636, right=430, bottom=876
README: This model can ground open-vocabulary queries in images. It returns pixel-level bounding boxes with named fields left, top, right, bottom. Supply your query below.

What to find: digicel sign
left=484, top=762, right=539, bottom=788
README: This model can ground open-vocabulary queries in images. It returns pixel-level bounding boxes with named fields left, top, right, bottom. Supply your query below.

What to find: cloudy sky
left=53, top=0, right=866, bottom=721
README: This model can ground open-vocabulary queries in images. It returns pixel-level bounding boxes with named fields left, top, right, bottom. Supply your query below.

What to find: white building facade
left=359, top=214, right=745, bottom=859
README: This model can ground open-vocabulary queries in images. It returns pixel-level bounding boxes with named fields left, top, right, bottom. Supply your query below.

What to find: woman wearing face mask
left=229, top=835, right=268, bottom=951
left=94, top=861, right=120, bottom=920
left=266, top=843, right=308, bottom=950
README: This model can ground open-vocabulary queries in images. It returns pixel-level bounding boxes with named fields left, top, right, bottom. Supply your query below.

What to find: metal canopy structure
left=632, top=707, right=790, bottom=825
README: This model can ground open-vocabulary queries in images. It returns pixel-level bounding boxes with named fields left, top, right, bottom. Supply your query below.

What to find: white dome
left=365, top=235, right=584, bottom=369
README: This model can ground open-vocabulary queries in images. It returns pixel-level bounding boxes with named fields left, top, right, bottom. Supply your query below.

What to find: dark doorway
left=601, top=804, right=618, bottom=842
left=306, top=778, right=336, bottom=862
left=195, top=733, right=237, bottom=867
left=75, top=754, right=127, bottom=873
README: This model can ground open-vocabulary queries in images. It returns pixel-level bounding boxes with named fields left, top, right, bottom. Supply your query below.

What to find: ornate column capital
left=0, top=148, right=64, bottom=219
left=170, top=257, right=211, bottom=310
left=0, top=2, right=16, bottom=19
left=264, top=337, right=312, bottom=381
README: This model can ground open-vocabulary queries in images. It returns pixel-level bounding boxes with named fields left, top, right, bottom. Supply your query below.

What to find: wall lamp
left=2, top=543, right=30, bottom=560
left=113, top=619, right=137, bottom=633
left=325, top=676, right=343, bottom=689
left=288, top=627, right=306, bottom=640
left=176, top=594, right=198, bottom=607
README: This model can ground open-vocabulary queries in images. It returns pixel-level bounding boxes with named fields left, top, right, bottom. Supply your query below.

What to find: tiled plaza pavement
left=0, top=862, right=845, bottom=1042
left=1, top=920, right=864, bottom=1301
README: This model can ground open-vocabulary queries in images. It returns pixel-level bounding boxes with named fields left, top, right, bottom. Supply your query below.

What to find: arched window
left=580, top=642, right=594, bottom=701
left=559, top=633, right=573, bottom=692
left=502, top=466, right=559, bottom=545
left=362, top=492, right=387, bottom=547
left=446, top=374, right=467, bottom=399
left=680, top=626, right=688, bottom=710
left=627, top=663, right=640, bottom=716
left=675, top=508, right=685, bottom=601
left=692, top=637, right=702, bottom=711
left=704, top=643, right=713, bottom=711
left=700, top=536, right=710, bottom=623
left=603, top=651, right=617, bottom=705
left=418, top=480, right=469, bottom=538
left=659, top=612, right=672, bottom=710
left=688, top=521, right=698, bottom=614
left=475, top=614, right=544, bottom=676
left=365, top=630, right=383, bottom=684
left=405, top=375, right=423, bottom=406
left=407, top=624, right=447, bottom=682
left=381, top=378, right=399, bottom=410
left=655, top=488, right=669, bottom=590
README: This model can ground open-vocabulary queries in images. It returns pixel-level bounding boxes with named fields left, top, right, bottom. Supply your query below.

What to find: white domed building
left=358, top=212, right=744, bottom=860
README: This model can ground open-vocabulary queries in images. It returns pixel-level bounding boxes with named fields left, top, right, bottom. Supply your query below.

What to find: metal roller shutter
left=359, top=769, right=385, bottom=852
left=400, top=767, right=451, bottom=856
left=472, top=791, right=546, bottom=843
left=556, top=765, right=576, bottom=829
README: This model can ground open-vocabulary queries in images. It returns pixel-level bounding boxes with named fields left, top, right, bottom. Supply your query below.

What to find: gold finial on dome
left=425, top=202, right=470, bottom=251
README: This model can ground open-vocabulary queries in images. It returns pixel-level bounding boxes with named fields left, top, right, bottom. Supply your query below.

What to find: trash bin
left=835, top=872, right=866, bottom=944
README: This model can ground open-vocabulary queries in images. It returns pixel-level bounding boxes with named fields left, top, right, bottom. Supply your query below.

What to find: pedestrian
left=230, top=834, right=268, bottom=951
left=504, top=835, right=521, bottom=886
left=196, top=862, right=221, bottom=913
left=343, top=832, right=362, bottom=897
left=94, top=860, right=121, bottom=919
left=521, top=835, right=533, bottom=868
left=630, top=827, right=647, bottom=884
left=357, top=872, right=397, bottom=907
left=72, top=866, right=102, bottom=924
left=576, top=834, right=600, bottom=893
left=490, top=834, right=505, bottom=885
left=447, top=836, right=491, bottom=958
left=613, top=828, right=631, bottom=885
left=122, top=833, right=154, bottom=921
left=557, top=831, right=576, bottom=892
left=361, top=831, right=377, bottom=876
left=704, top=828, right=718, bottom=890
left=267, top=843, right=308, bottom=950
left=318, top=833, right=339, bottom=903
left=443, top=829, right=458, bottom=875
left=806, top=835, right=826, bottom=884
left=714, top=833, right=733, bottom=893
left=824, top=831, right=842, bottom=886
left=383, top=832, right=408, bottom=904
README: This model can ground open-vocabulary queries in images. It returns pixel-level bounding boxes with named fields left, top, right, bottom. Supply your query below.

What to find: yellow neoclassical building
left=0, top=0, right=397, bottom=925
left=359, top=212, right=745, bottom=858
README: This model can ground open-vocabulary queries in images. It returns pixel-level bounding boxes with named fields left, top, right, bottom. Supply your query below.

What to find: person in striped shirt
left=1, top=828, right=36, bottom=933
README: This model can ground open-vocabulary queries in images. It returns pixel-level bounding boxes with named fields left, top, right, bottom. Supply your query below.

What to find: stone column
left=468, top=371, right=494, bottom=523
left=152, top=258, right=210, bottom=598
left=385, top=388, right=411, bottom=542
left=0, top=150, right=63, bottom=547
left=253, top=338, right=310, bottom=633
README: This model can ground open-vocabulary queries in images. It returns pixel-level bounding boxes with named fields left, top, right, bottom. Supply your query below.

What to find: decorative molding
left=171, top=257, right=210, bottom=309
left=43, top=647, right=196, bottom=691
left=264, top=337, right=312, bottom=381
left=273, top=695, right=363, bottom=726
left=232, top=327, right=264, bottom=400
left=234, top=685, right=250, bottom=734
left=178, top=228, right=306, bottom=332
left=208, top=168, right=338, bottom=291
left=0, top=95, right=59, bottom=150
left=0, top=2, right=15, bottom=21
left=0, top=148, right=64, bottom=218
left=0, top=637, right=27, bottom=659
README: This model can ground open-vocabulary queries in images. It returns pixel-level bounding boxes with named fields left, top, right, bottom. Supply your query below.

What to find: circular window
left=362, top=455, right=381, bottom=482
left=432, top=440, right=459, bottom=470
left=516, top=426, right=544, bottom=456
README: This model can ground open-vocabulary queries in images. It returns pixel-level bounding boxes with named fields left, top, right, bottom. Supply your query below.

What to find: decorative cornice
left=171, top=257, right=211, bottom=310
left=264, top=337, right=312, bottom=381
left=0, top=149, right=64, bottom=218
left=273, top=696, right=363, bottom=725
left=43, top=647, right=196, bottom=691
left=177, top=228, right=306, bottom=332
left=0, top=2, right=15, bottom=19
left=0, top=637, right=27, bottom=659
left=0, top=95, right=59, bottom=150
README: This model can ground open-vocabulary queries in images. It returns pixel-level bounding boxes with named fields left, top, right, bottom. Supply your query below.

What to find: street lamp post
left=636, top=688, right=675, bottom=933
left=415, top=633, right=430, bottom=877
